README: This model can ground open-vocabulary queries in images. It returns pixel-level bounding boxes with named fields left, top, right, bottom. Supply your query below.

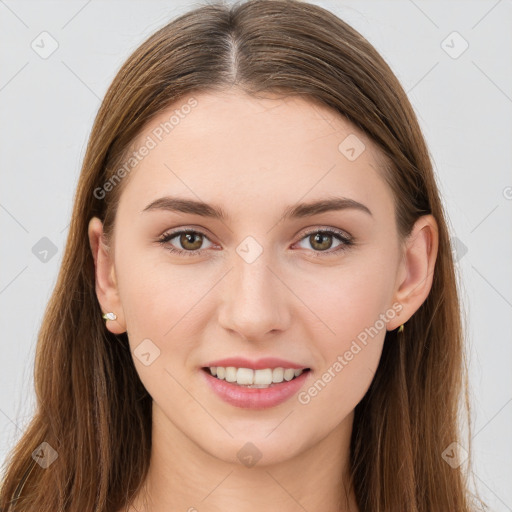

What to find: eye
left=158, top=229, right=215, bottom=256
left=158, top=227, right=354, bottom=258
left=293, top=228, right=354, bottom=256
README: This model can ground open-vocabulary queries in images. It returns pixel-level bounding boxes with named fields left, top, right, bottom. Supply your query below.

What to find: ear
left=88, top=217, right=126, bottom=334
left=387, top=214, right=439, bottom=331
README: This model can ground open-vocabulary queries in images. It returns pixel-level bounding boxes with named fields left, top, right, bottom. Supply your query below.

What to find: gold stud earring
left=397, top=323, right=405, bottom=333
left=102, top=312, right=117, bottom=321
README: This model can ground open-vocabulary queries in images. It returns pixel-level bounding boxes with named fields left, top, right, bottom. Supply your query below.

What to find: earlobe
left=387, top=214, right=439, bottom=331
left=88, top=217, right=126, bottom=334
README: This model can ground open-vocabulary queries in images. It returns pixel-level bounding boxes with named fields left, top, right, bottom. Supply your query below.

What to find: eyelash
left=157, top=227, right=354, bottom=258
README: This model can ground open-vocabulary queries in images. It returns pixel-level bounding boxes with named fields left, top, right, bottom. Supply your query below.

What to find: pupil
left=182, top=232, right=202, bottom=250
left=312, top=233, right=332, bottom=251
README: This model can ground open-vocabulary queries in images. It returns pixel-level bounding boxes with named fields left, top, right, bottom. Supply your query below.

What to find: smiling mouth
left=202, top=366, right=311, bottom=388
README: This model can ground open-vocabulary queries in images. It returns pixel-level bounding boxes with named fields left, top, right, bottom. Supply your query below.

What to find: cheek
left=298, top=342, right=382, bottom=437
left=296, top=278, right=389, bottom=430
left=114, top=257, right=199, bottom=400
left=115, top=240, right=202, bottom=332
left=293, top=254, right=396, bottom=345
left=291, top=255, right=394, bottom=409
left=115, top=246, right=218, bottom=377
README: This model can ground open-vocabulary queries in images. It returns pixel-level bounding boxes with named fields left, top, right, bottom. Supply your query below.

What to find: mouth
left=201, top=366, right=311, bottom=389
left=200, top=364, right=312, bottom=409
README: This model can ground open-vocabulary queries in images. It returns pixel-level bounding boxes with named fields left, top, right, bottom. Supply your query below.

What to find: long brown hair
left=0, top=1, right=487, bottom=510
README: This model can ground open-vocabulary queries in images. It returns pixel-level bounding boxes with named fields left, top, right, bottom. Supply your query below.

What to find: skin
left=88, top=89, right=438, bottom=512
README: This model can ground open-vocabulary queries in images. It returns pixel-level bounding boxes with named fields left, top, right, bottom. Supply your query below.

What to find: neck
left=126, top=405, right=359, bottom=512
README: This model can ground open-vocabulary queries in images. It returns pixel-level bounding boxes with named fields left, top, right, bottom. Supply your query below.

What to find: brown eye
left=179, top=231, right=204, bottom=251
left=309, top=232, right=334, bottom=251
left=295, top=228, right=354, bottom=256
left=158, top=229, right=214, bottom=256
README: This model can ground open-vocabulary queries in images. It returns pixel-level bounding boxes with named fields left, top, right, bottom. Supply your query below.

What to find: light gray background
left=1, top=0, right=511, bottom=509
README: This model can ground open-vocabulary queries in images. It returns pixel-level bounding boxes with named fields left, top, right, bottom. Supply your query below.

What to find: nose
left=217, top=251, right=292, bottom=341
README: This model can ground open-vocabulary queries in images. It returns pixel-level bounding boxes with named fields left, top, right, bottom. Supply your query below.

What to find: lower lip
left=201, top=368, right=311, bottom=410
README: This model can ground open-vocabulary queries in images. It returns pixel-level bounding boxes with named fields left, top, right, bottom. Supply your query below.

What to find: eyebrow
left=141, top=196, right=372, bottom=220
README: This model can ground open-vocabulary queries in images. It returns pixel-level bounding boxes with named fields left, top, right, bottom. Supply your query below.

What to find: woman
left=0, top=0, right=487, bottom=510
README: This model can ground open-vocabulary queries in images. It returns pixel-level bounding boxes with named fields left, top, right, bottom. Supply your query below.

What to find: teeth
left=272, top=367, right=284, bottom=383
left=225, top=367, right=237, bottom=382
left=237, top=367, right=254, bottom=385
left=283, top=368, right=295, bottom=381
left=207, top=366, right=306, bottom=387
left=254, top=368, right=273, bottom=385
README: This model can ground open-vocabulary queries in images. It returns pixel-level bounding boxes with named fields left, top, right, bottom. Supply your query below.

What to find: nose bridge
left=218, top=245, right=290, bottom=338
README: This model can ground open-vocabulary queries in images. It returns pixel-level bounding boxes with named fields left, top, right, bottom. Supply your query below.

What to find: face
left=92, top=90, right=423, bottom=466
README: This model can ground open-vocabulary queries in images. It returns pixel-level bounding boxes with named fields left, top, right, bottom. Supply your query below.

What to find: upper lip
left=202, top=357, right=310, bottom=370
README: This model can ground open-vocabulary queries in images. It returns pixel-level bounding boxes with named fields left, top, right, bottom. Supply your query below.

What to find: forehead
left=118, top=90, right=393, bottom=221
